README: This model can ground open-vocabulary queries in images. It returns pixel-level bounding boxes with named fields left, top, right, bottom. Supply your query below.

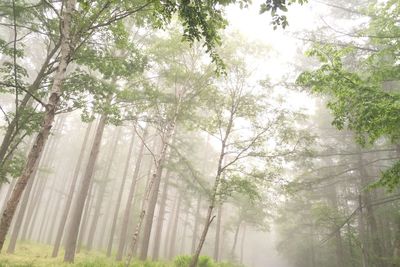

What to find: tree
left=190, top=50, right=307, bottom=266
left=297, top=0, right=400, bottom=189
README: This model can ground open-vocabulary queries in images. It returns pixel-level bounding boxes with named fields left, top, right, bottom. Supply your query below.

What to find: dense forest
left=0, top=0, right=399, bottom=267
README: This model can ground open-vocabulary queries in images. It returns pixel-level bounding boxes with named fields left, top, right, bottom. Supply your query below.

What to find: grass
left=0, top=242, right=243, bottom=267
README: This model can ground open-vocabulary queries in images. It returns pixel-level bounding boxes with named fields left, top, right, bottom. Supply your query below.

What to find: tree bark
left=0, top=0, right=74, bottom=251
left=51, top=122, right=93, bottom=257
left=64, top=113, right=107, bottom=262
left=139, top=125, right=177, bottom=260
left=151, top=169, right=171, bottom=260
left=85, top=128, right=119, bottom=251
left=230, top=220, right=242, bottom=257
left=191, top=195, right=202, bottom=255
left=213, top=205, right=222, bottom=262
left=358, top=151, right=383, bottom=267
left=168, top=192, right=182, bottom=259
left=76, top=179, right=94, bottom=253
left=179, top=209, right=189, bottom=255
left=6, top=171, right=35, bottom=253
left=116, top=127, right=148, bottom=261
left=106, top=128, right=135, bottom=256
left=240, top=223, right=246, bottom=265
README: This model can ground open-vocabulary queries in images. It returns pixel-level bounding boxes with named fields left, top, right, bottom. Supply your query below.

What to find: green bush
left=173, top=255, right=192, bottom=267
left=198, top=256, right=216, bottom=267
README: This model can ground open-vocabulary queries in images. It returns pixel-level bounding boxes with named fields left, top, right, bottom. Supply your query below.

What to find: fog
left=0, top=1, right=399, bottom=267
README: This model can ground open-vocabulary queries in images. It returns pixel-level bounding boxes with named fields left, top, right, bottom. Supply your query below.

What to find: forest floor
left=0, top=242, right=129, bottom=266
left=0, top=242, right=239, bottom=267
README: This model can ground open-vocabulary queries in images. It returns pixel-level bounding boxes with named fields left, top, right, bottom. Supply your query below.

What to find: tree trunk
left=0, top=180, right=16, bottom=214
left=163, top=195, right=177, bottom=259
left=6, top=171, right=35, bottom=253
left=190, top=121, right=230, bottom=267
left=116, top=127, right=148, bottom=261
left=358, top=194, right=369, bottom=267
left=51, top=122, right=93, bottom=257
left=191, top=195, right=202, bottom=255
left=76, top=180, right=94, bottom=253
left=358, top=151, right=383, bottom=266
left=37, top=161, right=61, bottom=243
left=152, top=169, right=171, bottom=260
left=213, top=205, right=222, bottom=262
left=64, top=113, right=107, bottom=262
left=179, top=209, right=189, bottom=255
left=46, top=186, right=65, bottom=244
left=230, top=220, right=242, bottom=257
left=0, top=0, right=74, bottom=251
left=326, top=184, right=345, bottom=267
left=106, top=128, right=135, bottom=256
left=168, top=193, right=182, bottom=259
left=86, top=128, right=119, bottom=251
left=139, top=127, right=176, bottom=260
left=240, top=223, right=246, bottom=265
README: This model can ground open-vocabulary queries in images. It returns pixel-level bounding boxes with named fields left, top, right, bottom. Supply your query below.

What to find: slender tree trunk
left=46, top=187, right=65, bottom=244
left=190, top=115, right=232, bottom=267
left=191, top=195, right=202, bottom=255
left=240, top=223, right=246, bottom=265
left=358, top=194, right=369, bottom=267
left=152, top=170, right=171, bottom=260
left=64, top=113, right=107, bottom=262
left=116, top=128, right=148, bottom=261
left=51, top=122, right=92, bottom=257
left=326, top=184, right=345, bottom=267
left=358, top=151, right=383, bottom=266
left=26, top=176, right=46, bottom=241
left=139, top=125, right=177, bottom=260
left=163, top=195, right=177, bottom=259
left=76, top=180, right=94, bottom=253
left=106, top=128, right=135, bottom=256
left=213, top=205, right=222, bottom=262
left=230, top=220, right=242, bottom=257
left=0, top=0, right=74, bottom=252
left=37, top=162, right=61, bottom=243
left=86, top=129, right=119, bottom=251
left=168, top=193, right=182, bottom=259
left=0, top=180, right=16, bottom=215
left=179, top=209, right=189, bottom=255
left=6, top=171, right=35, bottom=253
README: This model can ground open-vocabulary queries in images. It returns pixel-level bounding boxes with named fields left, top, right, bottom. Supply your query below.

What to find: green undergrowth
left=0, top=242, right=243, bottom=267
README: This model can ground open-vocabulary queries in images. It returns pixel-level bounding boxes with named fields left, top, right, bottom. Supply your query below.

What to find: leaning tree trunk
left=115, top=128, right=148, bottom=261
left=51, top=122, right=93, bottom=257
left=0, top=0, right=74, bottom=252
left=64, top=113, right=107, bottom=262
